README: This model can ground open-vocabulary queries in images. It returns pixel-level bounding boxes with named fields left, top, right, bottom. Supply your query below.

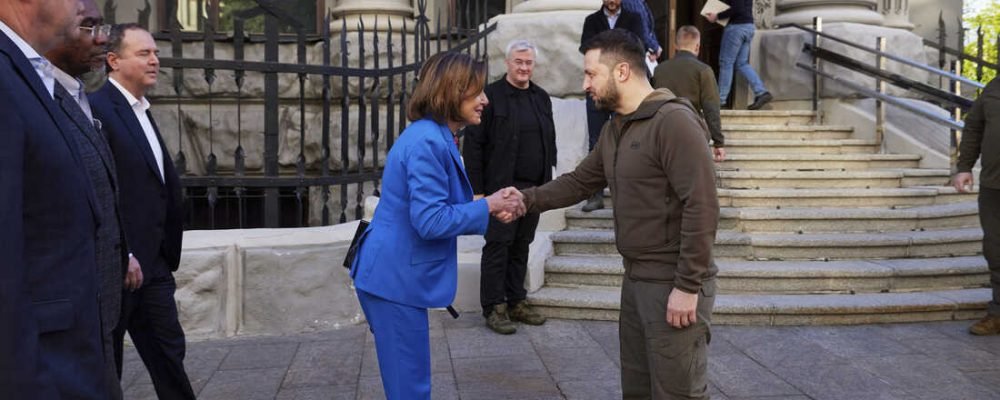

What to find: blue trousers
left=357, top=289, right=432, bottom=399
left=718, top=23, right=767, bottom=104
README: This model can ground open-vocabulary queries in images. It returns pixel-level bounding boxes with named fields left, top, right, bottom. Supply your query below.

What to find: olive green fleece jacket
left=522, top=89, right=719, bottom=294
left=958, top=77, right=1000, bottom=189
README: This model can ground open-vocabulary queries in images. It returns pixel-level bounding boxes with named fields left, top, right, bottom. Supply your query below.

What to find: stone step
left=720, top=110, right=817, bottom=125
left=717, top=169, right=951, bottom=189
left=527, top=285, right=990, bottom=325
left=720, top=154, right=921, bottom=170
left=588, top=187, right=975, bottom=209
left=544, top=255, right=989, bottom=293
left=722, top=124, right=854, bottom=140
left=724, top=139, right=879, bottom=154
left=550, top=227, right=984, bottom=260
left=566, top=202, right=980, bottom=233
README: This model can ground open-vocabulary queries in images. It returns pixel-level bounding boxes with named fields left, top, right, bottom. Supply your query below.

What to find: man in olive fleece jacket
left=521, top=30, right=719, bottom=399
left=954, top=77, right=1000, bottom=336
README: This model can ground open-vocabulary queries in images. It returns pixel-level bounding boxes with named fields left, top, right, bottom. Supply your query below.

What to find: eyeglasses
left=79, top=24, right=112, bottom=39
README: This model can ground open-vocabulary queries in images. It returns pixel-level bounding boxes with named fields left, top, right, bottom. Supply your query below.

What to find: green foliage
left=963, top=0, right=1000, bottom=84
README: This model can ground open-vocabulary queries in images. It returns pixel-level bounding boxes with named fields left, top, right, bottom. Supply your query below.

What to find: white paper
left=701, top=0, right=731, bottom=27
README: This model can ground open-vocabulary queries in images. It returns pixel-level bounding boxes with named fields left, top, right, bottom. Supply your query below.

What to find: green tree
left=963, top=0, right=1000, bottom=84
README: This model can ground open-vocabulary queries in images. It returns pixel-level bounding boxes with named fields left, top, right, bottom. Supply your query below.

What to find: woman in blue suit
left=350, top=52, right=525, bottom=399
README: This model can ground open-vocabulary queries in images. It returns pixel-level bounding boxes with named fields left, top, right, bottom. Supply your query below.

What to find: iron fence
left=152, top=0, right=496, bottom=229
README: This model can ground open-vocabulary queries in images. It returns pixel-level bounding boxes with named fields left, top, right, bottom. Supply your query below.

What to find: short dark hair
left=105, top=23, right=145, bottom=73
left=407, top=52, right=487, bottom=124
left=581, top=29, right=646, bottom=77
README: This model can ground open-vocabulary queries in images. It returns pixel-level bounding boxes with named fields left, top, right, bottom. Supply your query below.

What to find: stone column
left=511, top=0, right=599, bottom=13
left=328, top=0, right=416, bottom=32
left=772, top=0, right=885, bottom=26
left=877, top=0, right=914, bottom=30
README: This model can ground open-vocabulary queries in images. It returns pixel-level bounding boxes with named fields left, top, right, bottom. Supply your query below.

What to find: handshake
left=482, top=187, right=527, bottom=224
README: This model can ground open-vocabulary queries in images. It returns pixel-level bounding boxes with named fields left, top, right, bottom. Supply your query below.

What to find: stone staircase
left=528, top=110, right=990, bottom=325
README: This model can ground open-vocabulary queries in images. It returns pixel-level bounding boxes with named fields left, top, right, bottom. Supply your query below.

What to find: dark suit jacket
left=0, top=31, right=109, bottom=399
left=580, top=7, right=644, bottom=54
left=90, top=82, right=184, bottom=278
left=463, top=76, right=557, bottom=195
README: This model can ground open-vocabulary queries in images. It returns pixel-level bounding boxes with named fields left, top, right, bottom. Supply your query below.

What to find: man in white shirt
left=89, top=23, right=195, bottom=400
left=0, top=0, right=119, bottom=397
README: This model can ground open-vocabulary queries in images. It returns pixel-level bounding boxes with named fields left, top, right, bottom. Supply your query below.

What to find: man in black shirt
left=464, top=40, right=557, bottom=334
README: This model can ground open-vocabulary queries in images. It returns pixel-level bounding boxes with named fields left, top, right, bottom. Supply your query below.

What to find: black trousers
left=113, top=270, right=196, bottom=400
left=981, top=186, right=1000, bottom=317
left=586, top=93, right=612, bottom=151
left=480, top=211, right=541, bottom=314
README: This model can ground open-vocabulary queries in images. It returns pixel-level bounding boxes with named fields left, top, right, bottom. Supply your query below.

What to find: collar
left=621, top=88, right=680, bottom=123
left=52, top=67, right=82, bottom=96
left=109, top=76, right=150, bottom=111
left=0, top=20, right=41, bottom=61
left=500, top=75, right=535, bottom=95
left=675, top=50, right=697, bottom=59
left=603, top=7, right=620, bottom=18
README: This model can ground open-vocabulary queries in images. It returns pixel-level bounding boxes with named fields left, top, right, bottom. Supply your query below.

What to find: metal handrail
left=789, top=23, right=985, bottom=90
left=796, top=62, right=964, bottom=131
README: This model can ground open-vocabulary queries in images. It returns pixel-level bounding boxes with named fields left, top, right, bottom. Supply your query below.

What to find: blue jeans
left=718, top=23, right=767, bottom=103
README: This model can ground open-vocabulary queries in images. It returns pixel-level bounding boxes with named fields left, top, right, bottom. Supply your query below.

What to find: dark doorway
left=647, top=0, right=724, bottom=78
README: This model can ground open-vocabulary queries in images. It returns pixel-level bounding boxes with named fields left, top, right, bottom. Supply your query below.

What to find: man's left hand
left=666, top=289, right=698, bottom=329
left=124, top=255, right=144, bottom=291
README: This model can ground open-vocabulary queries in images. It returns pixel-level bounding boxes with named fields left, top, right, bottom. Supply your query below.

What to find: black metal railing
left=152, top=0, right=496, bottom=229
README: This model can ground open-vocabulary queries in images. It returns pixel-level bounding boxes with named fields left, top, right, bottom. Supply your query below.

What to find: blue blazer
left=351, top=118, right=490, bottom=308
left=0, top=31, right=108, bottom=398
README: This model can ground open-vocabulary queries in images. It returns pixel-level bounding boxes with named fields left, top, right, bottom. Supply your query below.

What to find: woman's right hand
left=485, top=187, right=525, bottom=223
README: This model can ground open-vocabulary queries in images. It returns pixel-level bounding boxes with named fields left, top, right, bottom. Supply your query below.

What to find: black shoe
left=748, top=92, right=773, bottom=110
left=581, top=192, right=604, bottom=212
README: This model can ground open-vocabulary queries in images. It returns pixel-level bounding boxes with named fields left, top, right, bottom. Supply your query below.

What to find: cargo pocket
left=644, top=323, right=709, bottom=397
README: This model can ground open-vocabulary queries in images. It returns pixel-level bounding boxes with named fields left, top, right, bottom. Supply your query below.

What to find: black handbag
left=342, top=220, right=370, bottom=269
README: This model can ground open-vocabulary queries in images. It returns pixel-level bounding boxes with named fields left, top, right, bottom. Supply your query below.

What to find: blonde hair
left=407, top=52, right=487, bottom=123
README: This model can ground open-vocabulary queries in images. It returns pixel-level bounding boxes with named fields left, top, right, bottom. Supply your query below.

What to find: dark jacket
left=580, top=7, right=645, bottom=53
left=958, top=77, right=1000, bottom=189
left=90, top=82, right=185, bottom=277
left=0, top=30, right=109, bottom=399
left=653, top=50, right=724, bottom=146
left=464, top=76, right=557, bottom=194
left=719, top=0, right=754, bottom=25
left=522, top=89, right=719, bottom=294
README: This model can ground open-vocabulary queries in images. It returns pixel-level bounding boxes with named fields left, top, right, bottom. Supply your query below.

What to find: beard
left=593, top=80, right=620, bottom=112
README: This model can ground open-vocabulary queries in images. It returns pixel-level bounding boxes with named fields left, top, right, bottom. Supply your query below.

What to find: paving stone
left=218, top=342, right=299, bottom=370
left=122, top=382, right=157, bottom=400
left=720, top=326, right=844, bottom=368
left=438, top=310, right=488, bottom=330
left=905, top=382, right=1000, bottom=400
left=452, top=354, right=560, bottom=398
left=558, top=379, right=623, bottom=400
left=445, top=326, right=538, bottom=358
left=874, top=322, right=955, bottom=341
left=965, top=371, right=1000, bottom=394
left=769, top=363, right=897, bottom=400
left=902, top=337, right=998, bottom=371
left=282, top=351, right=362, bottom=388
left=727, top=396, right=810, bottom=400
left=197, top=367, right=286, bottom=400
left=523, top=319, right=601, bottom=349
left=794, top=326, right=915, bottom=359
left=580, top=320, right=620, bottom=365
left=536, top=346, right=618, bottom=383
left=183, top=345, right=230, bottom=394
left=708, top=353, right=802, bottom=398
left=275, top=385, right=357, bottom=400
left=853, top=354, right=975, bottom=389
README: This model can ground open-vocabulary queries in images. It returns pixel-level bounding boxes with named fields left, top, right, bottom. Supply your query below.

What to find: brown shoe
left=969, top=315, right=1000, bottom=336
left=509, top=301, right=546, bottom=326
left=486, top=304, right=517, bottom=335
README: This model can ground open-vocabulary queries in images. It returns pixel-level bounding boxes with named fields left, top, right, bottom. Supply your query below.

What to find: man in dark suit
left=45, top=1, right=133, bottom=398
left=0, top=0, right=117, bottom=398
left=90, top=23, right=195, bottom=399
left=579, top=0, right=645, bottom=212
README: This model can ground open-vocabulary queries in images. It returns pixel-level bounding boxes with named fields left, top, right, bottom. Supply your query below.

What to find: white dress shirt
left=0, top=20, right=55, bottom=98
left=604, top=8, right=620, bottom=29
left=109, top=77, right=165, bottom=182
left=52, top=67, right=94, bottom=121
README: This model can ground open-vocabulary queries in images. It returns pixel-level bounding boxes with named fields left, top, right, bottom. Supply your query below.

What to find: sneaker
left=509, top=301, right=546, bottom=326
left=747, top=91, right=773, bottom=110
left=969, top=315, right=1000, bottom=336
left=581, top=192, right=604, bottom=212
left=485, top=304, right=517, bottom=335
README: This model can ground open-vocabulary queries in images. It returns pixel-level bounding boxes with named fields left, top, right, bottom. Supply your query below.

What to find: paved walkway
left=122, top=313, right=1000, bottom=400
